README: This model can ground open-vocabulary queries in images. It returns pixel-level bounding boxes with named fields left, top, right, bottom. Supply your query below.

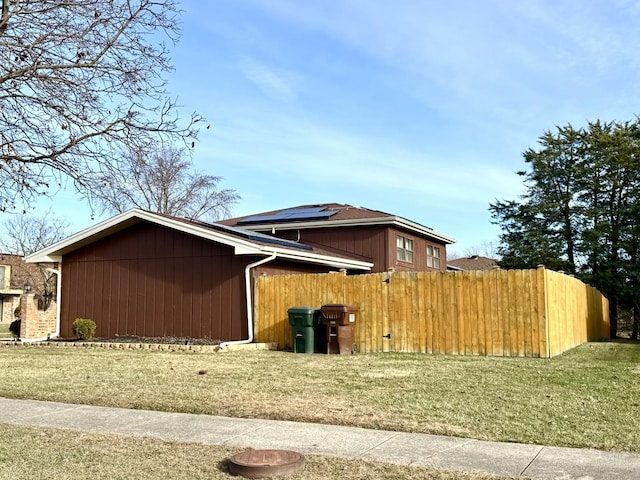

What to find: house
left=0, top=254, right=29, bottom=325
left=25, top=209, right=373, bottom=342
left=221, top=204, right=455, bottom=273
left=447, top=255, right=499, bottom=272
left=0, top=254, right=58, bottom=326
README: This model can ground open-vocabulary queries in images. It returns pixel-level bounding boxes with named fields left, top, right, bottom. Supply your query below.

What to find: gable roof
left=25, top=209, right=373, bottom=271
left=447, top=255, right=500, bottom=271
left=222, top=203, right=456, bottom=245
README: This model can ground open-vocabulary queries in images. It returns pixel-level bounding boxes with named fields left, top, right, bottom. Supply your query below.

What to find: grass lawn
left=0, top=341, right=638, bottom=454
left=0, top=424, right=516, bottom=480
left=0, top=323, right=13, bottom=339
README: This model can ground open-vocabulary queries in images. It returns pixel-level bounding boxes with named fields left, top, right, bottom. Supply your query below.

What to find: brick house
left=0, top=253, right=58, bottom=338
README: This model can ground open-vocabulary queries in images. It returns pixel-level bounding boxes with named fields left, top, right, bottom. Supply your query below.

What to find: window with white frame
left=396, top=235, right=414, bottom=263
left=427, top=245, right=441, bottom=269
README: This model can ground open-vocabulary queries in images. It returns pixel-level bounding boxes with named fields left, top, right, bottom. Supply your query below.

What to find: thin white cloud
left=239, top=56, right=301, bottom=102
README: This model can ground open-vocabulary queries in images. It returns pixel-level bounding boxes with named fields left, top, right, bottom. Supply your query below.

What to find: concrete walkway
left=1, top=397, right=638, bottom=479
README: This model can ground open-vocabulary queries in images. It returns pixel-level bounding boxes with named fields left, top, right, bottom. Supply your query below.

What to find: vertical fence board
left=536, top=267, right=548, bottom=357
left=410, top=274, right=421, bottom=353
left=514, top=270, right=525, bottom=356
left=416, top=272, right=426, bottom=353
left=499, top=271, right=510, bottom=356
left=398, top=273, right=409, bottom=352
left=470, top=272, right=479, bottom=354
left=459, top=273, right=469, bottom=354
left=381, top=272, right=391, bottom=352
left=436, top=272, right=445, bottom=353
left=445, top=273, right=455, bottom=354
left=480, top=271, right=492, bottom=355
left=522, top=270, right=533, bottom=357
left=424, top=272, right=434, bottom=353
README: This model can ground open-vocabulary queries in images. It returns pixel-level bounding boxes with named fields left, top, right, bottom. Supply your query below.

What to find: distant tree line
left=490, top=119, right=640, bottom=338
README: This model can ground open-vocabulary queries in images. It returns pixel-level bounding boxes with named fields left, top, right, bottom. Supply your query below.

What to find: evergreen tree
left=491, top=119, right=640, bottom=337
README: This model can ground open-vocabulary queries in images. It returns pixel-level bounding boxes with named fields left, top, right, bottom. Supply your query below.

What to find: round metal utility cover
left=229, top=449, right=305, bottom=479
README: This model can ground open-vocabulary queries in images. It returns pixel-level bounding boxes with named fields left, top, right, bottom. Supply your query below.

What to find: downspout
left=219, top=253, right=277, bottom=349
left=20, top=265, right=62, bottom=343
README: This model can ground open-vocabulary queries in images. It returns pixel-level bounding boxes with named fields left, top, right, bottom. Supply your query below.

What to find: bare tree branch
left=0, top=0, right=202, bottom=213
left=0, top=210, right=70, bottom=256
left=0, top=210, right=71, bottom=310
left=91, top=144, right=240, bottom=222
left=0, top=0, right=9, bottom=36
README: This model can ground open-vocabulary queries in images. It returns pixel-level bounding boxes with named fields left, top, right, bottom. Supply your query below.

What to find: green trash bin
left=288, top=307, right=318, bottom=353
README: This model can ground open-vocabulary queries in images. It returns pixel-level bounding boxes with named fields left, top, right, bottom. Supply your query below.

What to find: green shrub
left=9, top=320, right=21, bottom=337
left=72, top=318, right=96, bottom=340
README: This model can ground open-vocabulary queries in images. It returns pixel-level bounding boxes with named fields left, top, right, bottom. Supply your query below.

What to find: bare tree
left=0, top=211, right=70, bottom=309
left=0, top=0, right=202, bottom=213
left=92, top=144, right=240, bottom=221
left=0, top=211, right=70, bottom=257
left=448, top=241, right=502, bottom=261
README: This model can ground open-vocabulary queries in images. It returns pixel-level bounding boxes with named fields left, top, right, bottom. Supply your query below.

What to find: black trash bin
left=320, top=304, right=359, bottom=355
left=287, top=307, right=318, bottom=353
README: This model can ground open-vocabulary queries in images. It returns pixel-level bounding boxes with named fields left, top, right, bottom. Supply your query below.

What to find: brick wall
left=1, top=296, right=20, bottom=324
left=20, top=294, right=57, bottom=339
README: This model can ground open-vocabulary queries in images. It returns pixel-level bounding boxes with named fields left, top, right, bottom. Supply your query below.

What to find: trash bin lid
left=320, top=304, right=348, bottom=312
left=287, top=307, right=318, bottom=315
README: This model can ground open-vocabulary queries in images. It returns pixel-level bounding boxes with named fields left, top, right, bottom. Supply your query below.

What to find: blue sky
left=31, top=0, right=640, bottom=256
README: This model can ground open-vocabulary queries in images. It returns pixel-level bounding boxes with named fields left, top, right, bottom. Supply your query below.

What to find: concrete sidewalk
left=1, top=397, right=637, bottom=479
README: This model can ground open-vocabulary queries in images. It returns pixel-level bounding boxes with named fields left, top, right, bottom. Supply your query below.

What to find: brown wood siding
left=265, top=225, right=447, bottom=273
left=60, top=222, right=251, bottom=341
left=264, top=226, right=389, bottom=272
left=255, top=261, right=340, bottom=277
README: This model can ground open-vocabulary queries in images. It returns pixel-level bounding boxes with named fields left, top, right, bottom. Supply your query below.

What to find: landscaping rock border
left=0, top=340, right=278, bottom=352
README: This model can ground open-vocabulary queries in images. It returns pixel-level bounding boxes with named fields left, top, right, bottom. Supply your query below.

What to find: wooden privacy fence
left=254, top=267, right=609, bottom=358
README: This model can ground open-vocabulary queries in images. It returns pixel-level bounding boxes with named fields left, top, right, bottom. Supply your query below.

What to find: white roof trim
left=261, top=246, right=373, bottom=270
left=239, top=216, right=456, bottom=244
left=25, top=209, right=373, bottom=271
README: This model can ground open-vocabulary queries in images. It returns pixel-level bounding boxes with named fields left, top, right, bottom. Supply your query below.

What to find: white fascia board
left=257, top=246, right=373, bottom=271
left=27, top=252, right=63, bottom=263
left=241, top=217, right=456, bottom=244
left=25, top=209, right=265, bottom=263
left=390, top=218, right=456, bottom=244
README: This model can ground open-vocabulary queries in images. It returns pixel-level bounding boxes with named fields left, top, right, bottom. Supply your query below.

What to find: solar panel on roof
left=284, top=207, right=325, bottom=214
left=285, top=211, right=336, bottom=220
left=238, top=208, right=337, bottom=225
left=209, top=223, right=313, bottom=250
left=239, top=214, right=287, bottom=224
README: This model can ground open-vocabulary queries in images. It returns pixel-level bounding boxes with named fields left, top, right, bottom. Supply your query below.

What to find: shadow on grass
left=216, top=458, right=231, bottom=475
left=594, top=338, right=640, bottom=344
